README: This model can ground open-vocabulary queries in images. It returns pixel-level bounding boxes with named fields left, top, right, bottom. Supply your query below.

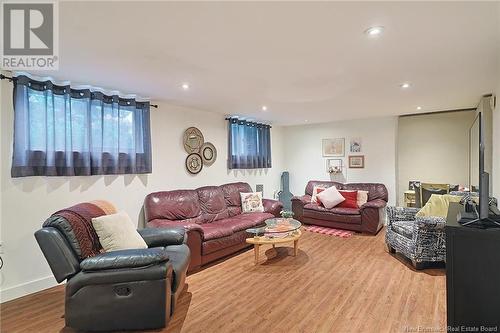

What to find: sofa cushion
left=197, top=186, right=230, bottom=222
left=198, top=223, right=234, bottom=241
left=221, top=182, right=253, bottom=216
left=303, top=203, right=361, bottom=224
left=145, top=190, right=201, bottom=221
left=221, top=182, right=253, bottom=206
left=330, top=207, right=361, bottom=215
left=342, top=183, right=388, bottom=202
left=202, top=229, right=249, bottom=255
left=305, top=181, right=343, bottom=196
left=390, top=221, right=415, bottom=240
left=304, top=203, right=360, bottom=215
left=217, top=212, right=273, bottom=232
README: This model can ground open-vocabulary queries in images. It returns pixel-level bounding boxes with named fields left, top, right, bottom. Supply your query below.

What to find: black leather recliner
left=35, top=222, right=190, bottom=331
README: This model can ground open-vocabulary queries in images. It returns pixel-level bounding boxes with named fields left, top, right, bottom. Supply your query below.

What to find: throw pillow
left=416, top=194, right=462, bottom=218
left=92, top=211, right=148, bottom=252
left=240, top=192, right=265, bottom=213
left=311, top=185, right=328, bottom=203
left=338, top=190, right=359, bottom=209
left=316, top=186, right=345, bottom=209
left=357, top=190, right=369, bottom=207
left=339, top=189, right=369, bottom=207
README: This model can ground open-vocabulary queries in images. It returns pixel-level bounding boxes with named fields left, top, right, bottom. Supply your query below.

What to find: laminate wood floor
left=1, top=228, right=446, bottom=333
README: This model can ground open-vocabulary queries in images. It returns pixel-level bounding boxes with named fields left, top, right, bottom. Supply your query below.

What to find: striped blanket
left=50, top=200, right=117, bottom=258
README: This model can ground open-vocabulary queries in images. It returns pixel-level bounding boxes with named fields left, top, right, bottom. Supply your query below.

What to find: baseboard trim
left=0, top=275, right=58, bottom=303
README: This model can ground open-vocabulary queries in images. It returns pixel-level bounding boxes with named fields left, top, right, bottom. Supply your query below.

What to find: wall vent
left=256, top=184, right=264, bottom=195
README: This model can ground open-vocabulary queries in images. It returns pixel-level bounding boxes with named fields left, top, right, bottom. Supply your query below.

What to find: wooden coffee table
left=245, top=218, right=302, bottom=265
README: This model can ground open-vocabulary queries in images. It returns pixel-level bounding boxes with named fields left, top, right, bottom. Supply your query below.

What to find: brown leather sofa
left=292, top=180, right=388, bottom=235
left=144, top=182, right=283, bottom=271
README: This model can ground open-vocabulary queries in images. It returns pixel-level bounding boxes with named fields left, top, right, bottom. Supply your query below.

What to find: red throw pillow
left=337, top=190, right=359, bottom=209
left=315, top=188, right=325, bottom=202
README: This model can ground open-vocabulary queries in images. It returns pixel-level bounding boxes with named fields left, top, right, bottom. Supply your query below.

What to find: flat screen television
left=464, top=111, right=499, bottom=226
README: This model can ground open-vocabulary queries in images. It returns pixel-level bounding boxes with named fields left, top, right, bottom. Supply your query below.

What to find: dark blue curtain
left=227, top=118, right=271, bottom=169
left=11, top=75, right=152, bottom=177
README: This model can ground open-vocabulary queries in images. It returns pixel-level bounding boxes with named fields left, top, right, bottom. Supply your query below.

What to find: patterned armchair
left=385, top=206, right=446, bottom=269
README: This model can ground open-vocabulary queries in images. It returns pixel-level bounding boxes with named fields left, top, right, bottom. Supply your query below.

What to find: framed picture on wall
left=322, top=138, right=345, bottom=157
left=348, top=155, right=365, bottom=168
left=408, top=180, right=421, bottom=191
left=350, top=137, right=362, bottom=153
left=326, top=158, right=343, bottom=174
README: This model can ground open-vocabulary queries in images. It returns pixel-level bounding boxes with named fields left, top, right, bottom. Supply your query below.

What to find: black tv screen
left=468, top=111, right=489, bottom=219
left=468, top=113, right=480, bottom=192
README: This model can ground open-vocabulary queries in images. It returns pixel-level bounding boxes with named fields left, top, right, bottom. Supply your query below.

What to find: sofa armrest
left=146, top=219, right=203, bottom=271
left=262, top=199, right=283, bottom=217
left=138, top=227, right=186, bottom=247
left=386, top=206, right=419, bottom=225
left=147, top=219, right=204, bottom=236
left=80, top=247, right=169, bottom=272
left=291, top=195, right=311, bottom=205
left=359, top=199, right=387, bottom=234
left=361, top=199, right=387, bottom=209
left=415, top=216, right=446, bottom=231
left=291, top=195, right=311, bottom=222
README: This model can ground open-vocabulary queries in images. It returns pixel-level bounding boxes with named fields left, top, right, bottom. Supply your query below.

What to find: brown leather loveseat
left=292, top=180, right=388, bottom=235
left=144, top=182, right=283, bottom=271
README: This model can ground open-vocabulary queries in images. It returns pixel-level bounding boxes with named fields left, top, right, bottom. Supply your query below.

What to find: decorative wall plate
left=186, top=153, right=203, bottom=174
left=200, top=142, right=217, bottom=166
left=183, top=127, right=204, bottom=154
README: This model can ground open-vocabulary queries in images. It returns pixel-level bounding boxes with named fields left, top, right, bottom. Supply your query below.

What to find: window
left=11, top=75, right=152, bottom=177
left=227, top=118, right=272, bottom=169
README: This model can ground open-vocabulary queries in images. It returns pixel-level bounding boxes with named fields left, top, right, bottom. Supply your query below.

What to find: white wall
left=0, top=78, right=285, bottom=302
left=283, top=117, right=398, bottom=206
left=397, top=110, right=476, bottom=205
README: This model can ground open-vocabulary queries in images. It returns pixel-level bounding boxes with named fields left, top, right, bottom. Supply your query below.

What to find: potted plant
left=280, top=210, right=294, bottom=220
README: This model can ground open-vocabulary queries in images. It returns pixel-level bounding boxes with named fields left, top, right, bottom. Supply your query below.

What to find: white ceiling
left=35, top=1, right=500, bottom=125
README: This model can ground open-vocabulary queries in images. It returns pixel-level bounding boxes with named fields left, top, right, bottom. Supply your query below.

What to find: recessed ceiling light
left=304, top=119, right=308, bottom=122
left=181, top=83, right=190, bottom=90
left=261, top=105, right=268, bottom=112
left=401, top=82, right=411, bottom=89
left=365, top=26, right=384, bottom=37
left=417, top=106, right=422, bottom=110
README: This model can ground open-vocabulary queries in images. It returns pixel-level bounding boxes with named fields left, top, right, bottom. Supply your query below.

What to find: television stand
left=458, top=201, right=500, bottom=228
left=461, top=217, right=500, bottom=227
left=446, top=202, right=500, bottom=329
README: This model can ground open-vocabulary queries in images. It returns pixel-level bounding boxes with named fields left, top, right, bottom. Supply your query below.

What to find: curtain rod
left=0, top=74, right=14, bottom=81
left=225, top=117, right=272, bottom=127
left=0, top=74, right=158, bottom=108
